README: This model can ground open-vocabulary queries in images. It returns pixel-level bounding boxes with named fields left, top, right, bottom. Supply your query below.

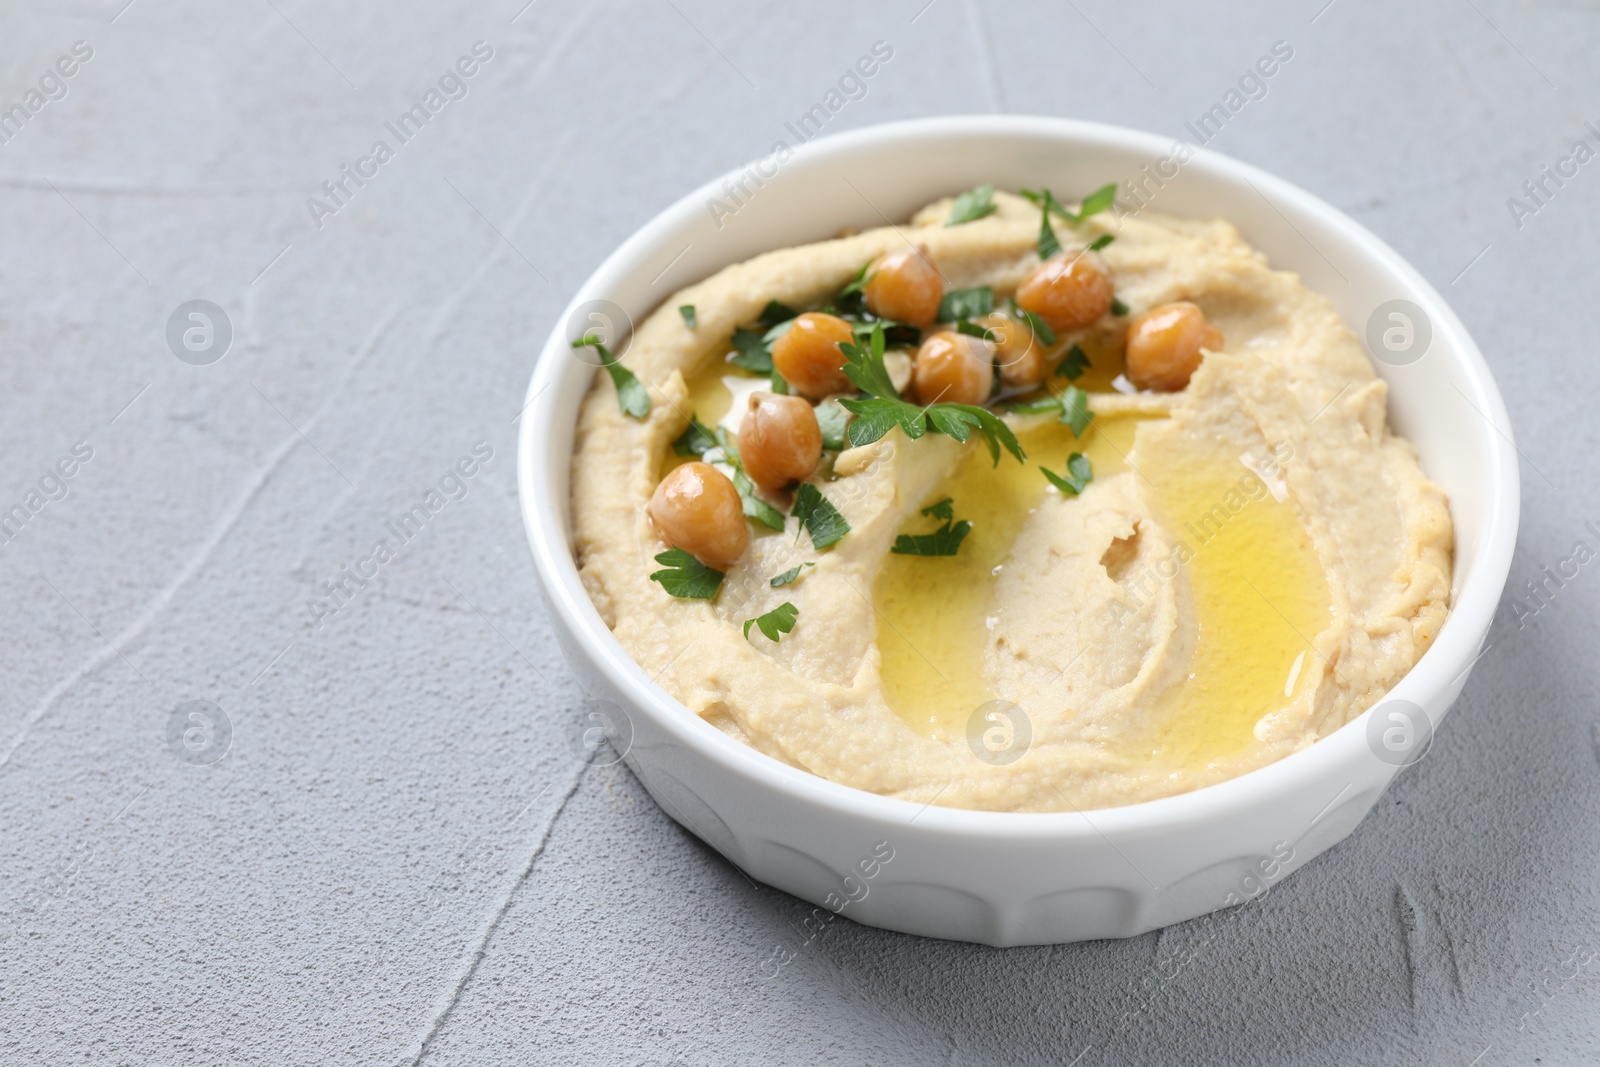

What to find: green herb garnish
left=1111, top=296, right=1130, bottom=316
left=1012, top=384, right=1094, bottom=437
left=837, top=260, right=875, bottom=300
left=1055, top=343, right=1090, bottom=380
left=835, top=323, right=1025, bottom=465
left=891, top=498, right=972, bottom=556
left=1015, top=306, right=1057, bottom=347
left=954, top=319, right=998, bottom=342
left=938, top=286, right=994, bottom=322
left=649, top=547, right=724, bottom=599
left=734, top=469, right=786, bottom=531
left=672, top=415, right=717, bottom=456
left=708, top=427, right=785, bottom=530
left=1020, top=184, right=1118, bottom=260
left=1087, top=234, right=1115, bottom=252
left=792, top=482, right=850, bottom=549
left=770, top=562, right=815, bottom=588
left=573, top=334, right=650, bottom=419
left=813, top=400, right=852, bottom=452
left=729, top=327, right=773, bottom=373
left=1042, top=452, right=1093, bottom=496
left=679, top=305, right=697, bottom=329
left=1031, top=189, right=1064, bottom=260
left=743, top=601, right=799, bottom=642
left=759, top=300, right=797, bottom=328
left=946, top=184, right=997, bottom=226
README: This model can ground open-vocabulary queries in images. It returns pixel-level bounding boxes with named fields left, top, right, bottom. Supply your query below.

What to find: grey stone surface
left=0, top=0, right=1596, bottom=1063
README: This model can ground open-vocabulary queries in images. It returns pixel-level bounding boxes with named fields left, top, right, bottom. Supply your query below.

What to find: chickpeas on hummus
left=569, top=186, right=1453, bottom=814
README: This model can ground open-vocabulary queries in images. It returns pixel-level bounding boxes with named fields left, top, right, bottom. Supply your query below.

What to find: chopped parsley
left=708, top=427, right=785, bottom=530
left=770, top=562, right=815, bottom=588
left=672, top=415, right=717, bottom=456
left=834, top=260, right=875, bottom=311
left=649, top=547, right=724, bottom=599
left=937, top=286, right=994, bottom=322
left=835, top=323, right=1025, bottom=465
left=946, top=184, right=997, bottom=226
left=734, top=469, right=786, bottom=531
left=572, top=334, right=650, bottom=419
left=1020, top=184, right=1118, bottom=261
left=813, top=400, right=852, bottom=452
left=954, top=319, right=998, bottom=342
left=792, top=482, right=850, bottom=549
left=759, top=300, right=797, bottom=328
left=1087, top=234, right=1115, bottom=252
left=1055, top=343, right=1090, bottom=380
left=1015, top=305, right=1057, bottom=347
left=679, top=305, right=697, bottom=329
left=1012, top=384, right=1094, bottom=437
left=1111, top=296, right=1130, bottom=316
left=1042, top=452, right=1093, bottom=496
left=1031, top=189, right=1064, bottom=260
left=729, top=327, right=773, bottom=374
left=743, top=601, right=799, bottom=642
left=892, top=498, right=972, bottom=556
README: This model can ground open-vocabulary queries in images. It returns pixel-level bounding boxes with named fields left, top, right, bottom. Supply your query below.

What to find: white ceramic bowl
left=518, top=116, right=1518, bottom=946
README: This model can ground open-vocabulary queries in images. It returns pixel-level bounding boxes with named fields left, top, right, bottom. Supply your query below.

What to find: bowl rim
left=518, top=114, right=1519, bottom=841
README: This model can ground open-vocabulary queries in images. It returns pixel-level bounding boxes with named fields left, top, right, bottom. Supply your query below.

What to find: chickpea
left=1124, top=301, right=1222, bottom=392
left=648, top=461, right=748, bottom=568
left=739, top=392, right=822, bottom=491
left=1014, top=252, right=1114, bottom=333
left=863, top=246, right=943, bottom=326
left=911, top=331, right=992, bottom=407
left=981, top=312, right=1047, bottom=389
left=771, top=312, right=854, bottom=399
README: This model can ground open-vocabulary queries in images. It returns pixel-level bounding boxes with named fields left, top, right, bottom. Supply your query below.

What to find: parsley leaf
left=1055, top=343, right=1090, bottom=380
left=679, top=305, right=697, bottom=329
left=1076, top=183, right=1118, bottom=220
left=1042, top=452, right=1093, bottom=496
left=759, top=300, right=797, bottom=328
left=837, top=396, right=926, bottom=447
left=938, top=286, right=994, bottom=322
left=573, top=335, right=650, bottom=419
left=1020, top=184, right=1119, bottom=260
left=1010, top=384, right=1094, bottom=437
left=728, top=327, right=773, bottom=374
left=1024, top=183, right=1117, bottom=223
left=955, top=319, right=998, bottom=342
left=672, top=415, right=717, bottom=456
left=1087, top=234, right=1115, bottom=252
left=1016, top=306, right=1057, bottom=347
left=1111, top=296, right=1130, bottom=316
left=650, top=547, right=724, bottom=599
left=1060, top=385, right=1094, bottom=437
left=1031, top=189, right=1063, bottom=260
left=926, top=403, right=1026, bottom=464
left=835, top=260, right=875, bottom=310
left=743, top=601, right=799, bottom=642
left=813, top=400, right=852, bottom=452
left=734, top=469, right=786, bottom=531
left=946, top=184, right=997, bottom=226
left=792, top=482, right=850, bottom=548
left=838, top=322, right=902, bottom=398
left=770, top=562, right=814, bottom=588
left=892, top=497, right=971, bottom=556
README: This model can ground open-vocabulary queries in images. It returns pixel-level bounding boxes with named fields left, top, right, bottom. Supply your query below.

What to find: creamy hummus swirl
left=570, top=192, right=1452, bottom=813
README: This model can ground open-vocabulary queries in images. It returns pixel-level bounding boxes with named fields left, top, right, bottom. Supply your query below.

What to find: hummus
left=569, top=190, right=1453, bottom=813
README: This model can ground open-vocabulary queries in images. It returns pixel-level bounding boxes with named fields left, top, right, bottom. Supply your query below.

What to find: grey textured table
left=1, top=1, right=1596, bottom=1064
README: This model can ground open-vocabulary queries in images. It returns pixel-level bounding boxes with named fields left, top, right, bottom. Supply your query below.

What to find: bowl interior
left=521, top=115, right=1517, bottom=832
